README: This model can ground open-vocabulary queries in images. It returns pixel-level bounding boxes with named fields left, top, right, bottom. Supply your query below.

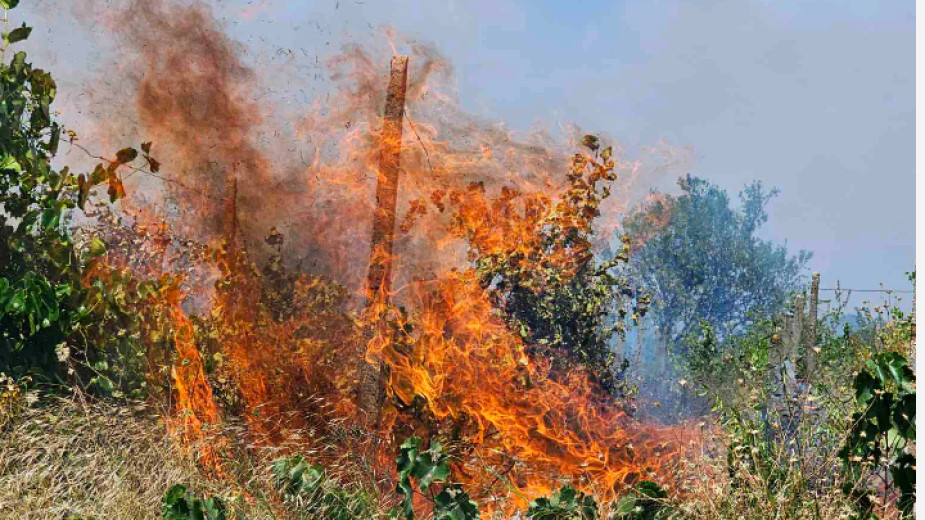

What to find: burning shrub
left=448, top=137, right=649, bottom=397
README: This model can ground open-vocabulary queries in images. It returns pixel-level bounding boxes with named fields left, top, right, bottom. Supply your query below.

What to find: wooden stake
left=785, top=294, right=804, bottom=386
left=804, top=272, right=820, bottom=378
left=358, top=55, right=409, bottom=424
left=225, top=176, right=239, bottom=251
left=366, top=55, right=409, bottom=299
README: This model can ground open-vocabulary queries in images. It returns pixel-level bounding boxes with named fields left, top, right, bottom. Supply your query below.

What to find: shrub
left=270, top=454, right=375, bottom=520
left=0, top=1, right=157, bottom=395
left=452, top=136, right=648, bottom=396
left=395, top=436, right=478, bottom=520
left=161, top=484, right=227, bottom=520
left=527, top=485, right=598, bottom=520
left=838, top=352, right=916, bottom=518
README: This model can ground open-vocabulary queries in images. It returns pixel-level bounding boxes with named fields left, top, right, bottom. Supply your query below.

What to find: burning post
left=359, top=55, right=410, bottom=424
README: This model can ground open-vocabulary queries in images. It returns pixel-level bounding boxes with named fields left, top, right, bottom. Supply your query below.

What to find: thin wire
left=819, top=288, right=913, bottom=294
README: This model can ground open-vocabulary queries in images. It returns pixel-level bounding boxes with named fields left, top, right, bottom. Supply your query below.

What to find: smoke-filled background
left=14, top=0, right=915, bottom=303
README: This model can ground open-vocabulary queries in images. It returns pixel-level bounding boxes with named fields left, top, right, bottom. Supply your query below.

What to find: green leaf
left=434, top=485, right=479, bottom=520
left=201, top=497, right=227, bottom=520
left=0, top=0, right=20, bottom=9
left=5, top=24, right=32, bottom=44
left=89, top=237, right=107, bottom=257
left=635, top=481, right=667, bottom=500
left=90, top=164, right=107, bottom=185
left=527, top=485, right=598, bottom=520
left=161, top=484, right=191, bottom=520
left=0, top=155, right=22, bottom=172
left=893, top=393, right=915, bottom=438
left=271, top=455, right=325, bottom=497
left=853, top=370, right=879, bottom=406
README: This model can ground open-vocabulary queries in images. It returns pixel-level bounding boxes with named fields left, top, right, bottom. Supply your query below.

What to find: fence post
left=358, top=55, right=409, bottom=426
left=804, top=272, right=820, bottom=379
left=786, top=294, right=804, bottom=385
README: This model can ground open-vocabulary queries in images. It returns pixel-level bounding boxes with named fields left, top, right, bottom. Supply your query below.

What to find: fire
left=369, top=272, right=687, bottom=509
left=67, top=0, right=696, bottom=514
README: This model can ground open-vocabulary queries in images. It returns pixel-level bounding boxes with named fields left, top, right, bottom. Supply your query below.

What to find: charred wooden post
left=358, top=55, right=409, bottom=425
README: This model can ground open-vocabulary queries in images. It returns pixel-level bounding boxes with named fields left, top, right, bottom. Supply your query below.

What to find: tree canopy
left=623, top=174, right=810, bottom=347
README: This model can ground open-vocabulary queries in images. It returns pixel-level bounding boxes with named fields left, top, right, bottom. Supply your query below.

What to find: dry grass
left=0, top=390, right=905, bottom=520
left=665, top=429, right=862, bottom=520
left=0, top=394, right=395, bottom=520
left=0, top=395, right=267, bottom=520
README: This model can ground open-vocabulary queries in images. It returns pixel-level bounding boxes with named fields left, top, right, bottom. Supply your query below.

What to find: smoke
left=45, top=0, right=684, bottom=302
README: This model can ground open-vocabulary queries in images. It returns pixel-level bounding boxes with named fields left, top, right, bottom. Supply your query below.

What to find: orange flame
left=369, top=272, right=689, bottom=510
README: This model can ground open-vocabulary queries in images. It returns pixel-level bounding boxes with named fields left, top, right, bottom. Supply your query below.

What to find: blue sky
left=21, top=0, right=916, bottom=307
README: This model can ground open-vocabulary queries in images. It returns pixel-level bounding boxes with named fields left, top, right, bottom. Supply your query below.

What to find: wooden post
left=784, top=294, right=804, bottom=385
left=804, top=273, right=820, bottom=378
left=358, top=56, right=409, bottom=425
left=225, top=176, right=239, bottom=250
left=365, top=55, right=409, bottom=300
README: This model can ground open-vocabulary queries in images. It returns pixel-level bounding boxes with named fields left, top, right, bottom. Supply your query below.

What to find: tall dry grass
left=0, top=395, right=264, bottom=519
left=0, top=393, right=395, bottom=520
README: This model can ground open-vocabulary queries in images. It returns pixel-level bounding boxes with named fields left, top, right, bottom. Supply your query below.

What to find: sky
left=18, top=0, right=916, bottom=308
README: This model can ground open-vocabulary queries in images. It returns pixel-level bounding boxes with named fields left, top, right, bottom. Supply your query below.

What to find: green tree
left=0, top=3, right=151, bottom=389
left=624, top=174, right=810, bottom=348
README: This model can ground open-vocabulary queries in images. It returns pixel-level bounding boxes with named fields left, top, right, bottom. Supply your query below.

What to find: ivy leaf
left=635, top=481, right=667, bottom=499
left=90, top=163, right=107, bottom=185
left=108, top=176, right=125, bottom=203
left=414, top=441, right=450, bottom=492
left=433, top=485, right=479, bottom=520
left=892, top=453, right=916, bottom=515
left=161, top=484, right=191, bottom=519
left=528, top=485, right=599, bottom=520
left=106, top=163, right=125, bottom=203
left=893, top=393, right=915, bottom=438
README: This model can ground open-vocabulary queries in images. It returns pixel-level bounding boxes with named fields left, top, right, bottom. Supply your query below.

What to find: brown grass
left=0, top=394, right=396, bottom=520
left=0, top=395, right=264, bottom=520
